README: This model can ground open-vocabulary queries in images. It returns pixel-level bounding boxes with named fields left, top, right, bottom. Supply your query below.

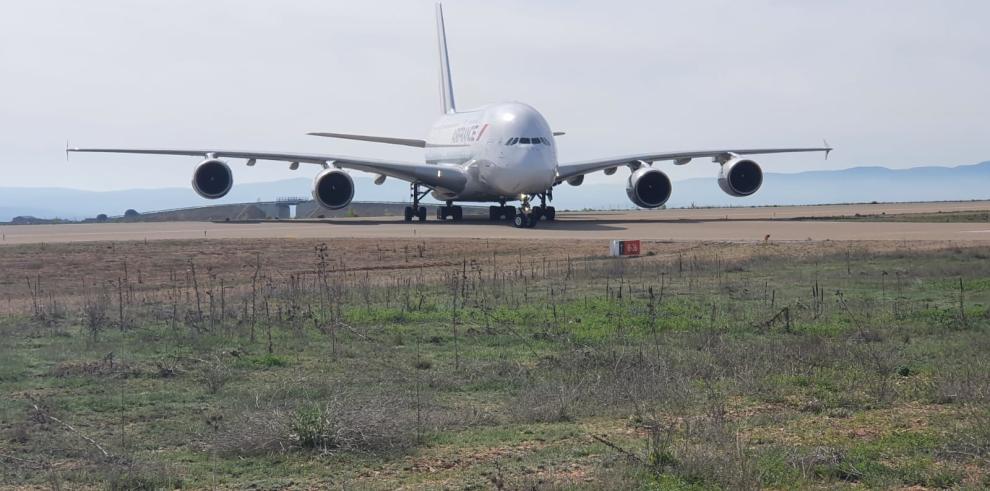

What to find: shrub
left=81, top=284, right=112, bottom=339
left=219, top=389, right=413, bottom=456
left=199, top=355, right=231, bottom=394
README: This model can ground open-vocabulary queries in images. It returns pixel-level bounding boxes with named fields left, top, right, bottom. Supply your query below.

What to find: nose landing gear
left=512, top=196, right=539, bottom=228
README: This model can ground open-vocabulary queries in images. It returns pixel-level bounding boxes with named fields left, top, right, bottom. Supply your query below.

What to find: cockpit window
left=508, top=137, right=551, bottom=146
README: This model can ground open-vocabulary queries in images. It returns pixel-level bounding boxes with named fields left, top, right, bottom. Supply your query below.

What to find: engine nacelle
left=192, top=159, right=233, bottom=199
left=626, top=167, right=672, bottom=209
left=718, top=158, right=763, bottom=197
left=312, top=169, right=354, bottom=210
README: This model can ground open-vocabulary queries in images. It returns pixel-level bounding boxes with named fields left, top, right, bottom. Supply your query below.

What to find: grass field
left=1, top=239, right=989, bottom=489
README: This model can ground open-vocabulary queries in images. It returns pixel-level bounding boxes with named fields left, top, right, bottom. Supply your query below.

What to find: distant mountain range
left=1, top=161, right=988, bottom=221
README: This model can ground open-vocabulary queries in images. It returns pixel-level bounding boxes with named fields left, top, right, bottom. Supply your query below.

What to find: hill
left=0, top=161, right=987, bottom=221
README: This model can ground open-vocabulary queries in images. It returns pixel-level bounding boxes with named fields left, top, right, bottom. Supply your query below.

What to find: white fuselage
left=423, top=102, right=557, bottom=202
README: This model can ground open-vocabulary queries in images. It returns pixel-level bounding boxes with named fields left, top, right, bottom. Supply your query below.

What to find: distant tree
left=124, top=209, right=140, bottom=218
left=96, top=214, right=109, bottom=222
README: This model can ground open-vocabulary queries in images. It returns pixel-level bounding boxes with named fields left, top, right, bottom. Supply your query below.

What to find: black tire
left=513, top=214, right=527, bottom=228
left=404, top=206, right=414, bottom=222
left=545, top=207, right=556, bottom=221
left=532, top=206, right=544, bottom=220
left=417, top=206, right=427, bottom=221
left=437, top=206, right=447, bottom=221
left=453, top=207, right=463, bottom=221
left=505, top=207, right=517, bottom=220
left=526, top=214, right=539, bottom=228
left=489, top=206, right=499, bottom=221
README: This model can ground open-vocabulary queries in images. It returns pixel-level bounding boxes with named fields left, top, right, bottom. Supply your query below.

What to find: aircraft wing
left=556, top=147, right=832, bottom=183
left=66, top=147, right=468, bottom=192
left=306, top=132, right=427, bottom=148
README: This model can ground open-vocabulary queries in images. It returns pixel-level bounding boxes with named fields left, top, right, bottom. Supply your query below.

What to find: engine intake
left=312, top=169, right=354, bottom=210
left=192, top=159, right=233, bottom=199
left=626, top=167, right=672, bottom=209
left=718, top=158, right=763, bottom=197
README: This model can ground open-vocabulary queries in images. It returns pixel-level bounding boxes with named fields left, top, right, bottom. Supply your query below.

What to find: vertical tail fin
left=436, top=3, right=457, bottom=115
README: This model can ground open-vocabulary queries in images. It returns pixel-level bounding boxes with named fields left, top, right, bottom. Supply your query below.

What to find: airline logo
left=451, top=123, right=489, bottom=144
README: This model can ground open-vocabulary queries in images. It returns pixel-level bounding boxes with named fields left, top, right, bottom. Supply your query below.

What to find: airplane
left=69, top=3, right=831, bottom=229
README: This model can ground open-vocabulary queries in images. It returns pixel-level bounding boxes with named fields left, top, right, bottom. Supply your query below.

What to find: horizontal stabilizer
left=307, top=132, right=426, bottom=148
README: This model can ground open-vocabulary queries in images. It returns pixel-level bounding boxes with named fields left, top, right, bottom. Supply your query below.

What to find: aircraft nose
left=494, top=151, right=556, bottom=195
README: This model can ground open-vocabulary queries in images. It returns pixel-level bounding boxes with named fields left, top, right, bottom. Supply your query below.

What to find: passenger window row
left=505, top=137, right=551, bottom=146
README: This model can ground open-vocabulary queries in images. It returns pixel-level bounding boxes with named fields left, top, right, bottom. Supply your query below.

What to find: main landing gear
left=531, top=191, right=556, bottom=222
left=437, top=200, right=463, bottom=221
left=404, top=183, right=428, bottom=222
left=404, top=185, right=463, bottom=223
left=488, top=202, right=517, bottom=221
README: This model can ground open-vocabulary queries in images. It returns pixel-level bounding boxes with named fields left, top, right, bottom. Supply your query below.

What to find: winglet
left=824, top=139, right=832, bottom=160
left=65, top=140, right=70, bottom=162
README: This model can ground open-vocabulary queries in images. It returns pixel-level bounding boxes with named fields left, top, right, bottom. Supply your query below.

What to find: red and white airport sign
left=609, top=240, right=641, bottom=257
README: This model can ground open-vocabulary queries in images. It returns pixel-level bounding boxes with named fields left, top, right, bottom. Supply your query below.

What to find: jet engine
left=626, top=167, right=672, bottom=209
left=718, top=158, right=763, bottom=197
left=192, top=159, right=233, bottom=199
left=312, top=169, right=354, bottom=210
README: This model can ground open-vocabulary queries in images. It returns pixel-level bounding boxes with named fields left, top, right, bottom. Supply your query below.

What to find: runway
left=3, top=201, right=990, bottom=244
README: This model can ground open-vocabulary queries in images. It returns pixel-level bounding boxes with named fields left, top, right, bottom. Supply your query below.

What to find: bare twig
left=31, top=403, right=112, bottom=458
left=589, top=433, right=645, bottom=466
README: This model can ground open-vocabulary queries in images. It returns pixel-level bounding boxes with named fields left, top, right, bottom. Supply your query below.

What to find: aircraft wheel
left=452, top=206, right=463, bottom=221
left=512, top=214, right=528, bottom=228
left=504, top=207, right=517, bottom=220
left=437, top=206, right=448, bottom=221
left=417, top=206, right=427, bottom=221
left=545, top=206, right=556, bottom=221
left=404, top=206, right=414, bottom=222
left=488, top=206, right=499, bottom=221
left=526, top=213, right=539, bottom=228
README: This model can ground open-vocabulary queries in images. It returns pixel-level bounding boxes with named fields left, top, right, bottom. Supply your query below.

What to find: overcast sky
left=1, top=0, right=987, bottom=191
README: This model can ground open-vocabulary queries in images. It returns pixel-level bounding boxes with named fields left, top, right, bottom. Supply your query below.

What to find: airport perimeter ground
left=4, top=201, right=990, bottom=244
left=1, top=202, right=989, bottom=489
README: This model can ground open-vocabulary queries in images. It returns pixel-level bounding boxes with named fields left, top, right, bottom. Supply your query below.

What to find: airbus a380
left=70, top=4, right=831, bottom=229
